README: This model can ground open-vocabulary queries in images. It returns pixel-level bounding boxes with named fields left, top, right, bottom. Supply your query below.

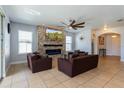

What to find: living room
left=0, top=5, right=124, bottom=89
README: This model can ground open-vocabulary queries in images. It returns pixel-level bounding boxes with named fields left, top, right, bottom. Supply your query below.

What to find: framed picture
left=99, top=36, right=104, bottom=45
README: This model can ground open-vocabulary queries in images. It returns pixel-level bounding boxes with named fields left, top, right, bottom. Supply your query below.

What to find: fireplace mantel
left=44, top=44, right=63, bottom=47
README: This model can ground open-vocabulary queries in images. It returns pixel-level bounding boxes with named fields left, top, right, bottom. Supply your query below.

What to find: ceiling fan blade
left=74, top=22, right=85, bottom=26
left=70, top=20, right=75, bottom=26
left=73, top=25, right=85, bottom=28
left=72, top=26, right=77, bottom=30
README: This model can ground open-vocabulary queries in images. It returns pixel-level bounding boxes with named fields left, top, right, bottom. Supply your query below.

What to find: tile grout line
left=10, top=65, right=15, bottom=88
left=102, top=69, right=122, bottom=88
left=25, top=73, right=30, bottom=88
left=77, top=72, right=102, bottom=87
left=38, top=74, right=48, bottom=88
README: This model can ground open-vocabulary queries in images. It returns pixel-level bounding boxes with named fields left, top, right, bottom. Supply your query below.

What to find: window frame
left=18, top=30, right=33, bottom=54
left=66, top=36, right=72, bottom=51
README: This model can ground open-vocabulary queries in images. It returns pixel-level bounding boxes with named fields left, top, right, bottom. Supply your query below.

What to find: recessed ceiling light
left=24, top=8, right=40, bottom=16
left=112, top=35, right=117, bottom=38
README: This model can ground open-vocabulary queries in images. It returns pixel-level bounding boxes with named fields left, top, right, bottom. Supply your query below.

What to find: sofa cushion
left=74, top=50, right=80, bottom=54
left=72, top=54, right=79, bottom=58
left=68, top=53, right=79, bottom=59
left=72, top=55, right=88, bottom=61
left=68, top=54, right=79, bottom=63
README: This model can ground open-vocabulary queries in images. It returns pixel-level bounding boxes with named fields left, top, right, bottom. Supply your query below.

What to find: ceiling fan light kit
left=80, top=35, right=84, bottom=40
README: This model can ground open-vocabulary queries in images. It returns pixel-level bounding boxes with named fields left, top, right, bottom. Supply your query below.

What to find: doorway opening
left=98, top=33, right=120, bottom=57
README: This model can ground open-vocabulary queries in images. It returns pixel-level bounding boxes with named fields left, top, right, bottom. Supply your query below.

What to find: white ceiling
left=2, top=5, right=124, bottom=31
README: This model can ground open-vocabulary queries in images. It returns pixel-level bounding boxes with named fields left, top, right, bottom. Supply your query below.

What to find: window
left=66, top=36, right=72, bottom=51
left=18, top=30, right=32, bottom=54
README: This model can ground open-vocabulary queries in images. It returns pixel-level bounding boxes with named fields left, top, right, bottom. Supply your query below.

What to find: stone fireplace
left=37, top=25, right=66, bottom=55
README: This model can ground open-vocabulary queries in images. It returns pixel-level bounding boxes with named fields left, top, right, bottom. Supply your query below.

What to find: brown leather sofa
left=58, top=55, right=98, bottom=77
left=27, top=53, right=52, bottom=73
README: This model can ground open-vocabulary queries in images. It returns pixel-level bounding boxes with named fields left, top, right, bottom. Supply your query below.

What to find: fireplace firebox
left=46, top=49, right=61, bottom=55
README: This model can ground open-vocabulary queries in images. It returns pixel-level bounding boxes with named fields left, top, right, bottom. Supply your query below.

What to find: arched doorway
left=98, top=33, right=121, bottom=57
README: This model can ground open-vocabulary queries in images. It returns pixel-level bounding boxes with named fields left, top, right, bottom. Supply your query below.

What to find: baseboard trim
left=6, top=63, right=11, bottom=75
left=3, top=63, right=11, bottom=77
left=3, top=61, right=27, bottom=77
left=11, top=60, right=27, bottom=64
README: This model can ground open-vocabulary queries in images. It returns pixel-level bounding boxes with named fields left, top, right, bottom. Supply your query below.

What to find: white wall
left=10, top=22, right=37, bottom=63
left=75, top=29, right=92, bottom=54
left=95, top=26, right=124, bottom=62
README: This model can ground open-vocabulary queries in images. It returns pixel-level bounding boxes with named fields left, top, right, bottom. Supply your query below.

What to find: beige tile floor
left=0, top=56, right=124, bottom=88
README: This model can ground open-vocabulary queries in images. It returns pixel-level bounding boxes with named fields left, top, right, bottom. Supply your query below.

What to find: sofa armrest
left=31, top=57, right=52, bottom=73
left=58, top=58, right=73, bottom=77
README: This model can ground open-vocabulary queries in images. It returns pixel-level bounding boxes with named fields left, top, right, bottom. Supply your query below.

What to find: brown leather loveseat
left=27, top=53, right=52, bottom=73
left=58, top=55, right=98, bottom=77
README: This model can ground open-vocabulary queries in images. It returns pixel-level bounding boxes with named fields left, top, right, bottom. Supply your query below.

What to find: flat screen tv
left=45, top=29, right=64, bottom=42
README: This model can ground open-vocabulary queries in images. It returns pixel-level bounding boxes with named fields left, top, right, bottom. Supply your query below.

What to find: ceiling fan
left=60, top=19, right=85, bottom=30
